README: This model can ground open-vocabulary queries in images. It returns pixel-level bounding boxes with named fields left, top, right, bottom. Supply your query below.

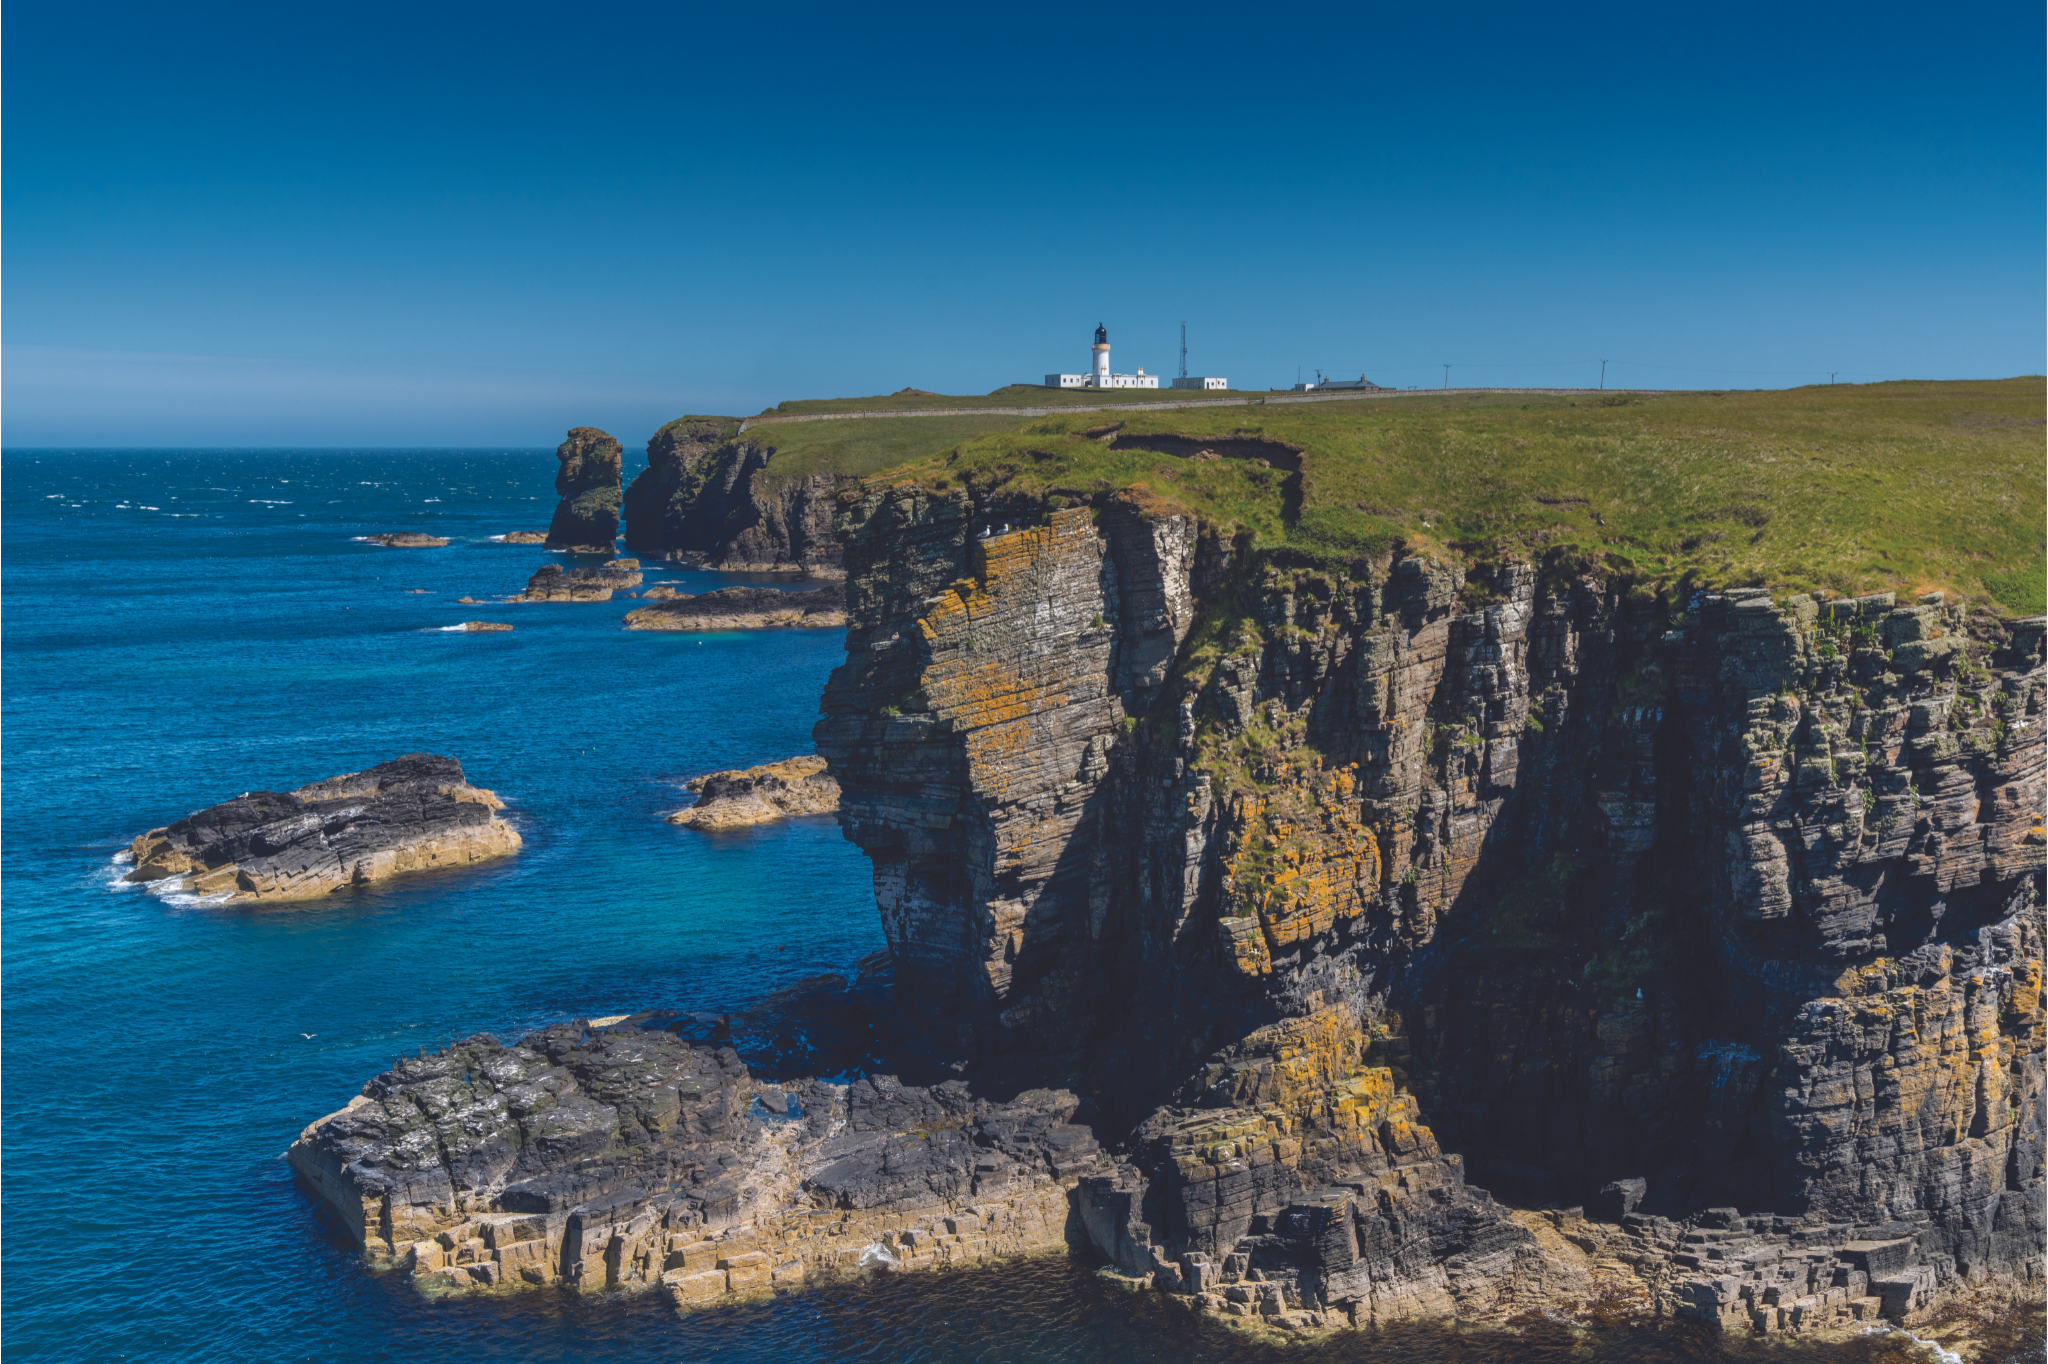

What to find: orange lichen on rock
left=1216, top=764, right=1382, bottom=974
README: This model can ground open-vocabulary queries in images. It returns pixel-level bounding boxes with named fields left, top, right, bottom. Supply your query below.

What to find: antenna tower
left=1179, top=322, right=1187, bottom=379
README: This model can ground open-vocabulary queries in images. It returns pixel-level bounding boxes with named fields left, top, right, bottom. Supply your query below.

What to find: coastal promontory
left=125, top=753, right=520, bottom=900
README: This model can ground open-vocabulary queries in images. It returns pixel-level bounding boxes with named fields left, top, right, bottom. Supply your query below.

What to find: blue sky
left=6, top=0, right=2041, bottom=446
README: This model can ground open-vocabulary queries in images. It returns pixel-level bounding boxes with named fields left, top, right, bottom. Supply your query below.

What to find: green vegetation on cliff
left=742, top=413, right=1034, bottom=485
left=864, top=378, right=2045, bottom=614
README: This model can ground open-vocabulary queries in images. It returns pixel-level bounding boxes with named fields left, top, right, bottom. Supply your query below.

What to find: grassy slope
left=865, top=378, right=2045, bottom=615
left=747, top=414, right=1037, bottom=484
left=763, top=384, right=1270, bottom=416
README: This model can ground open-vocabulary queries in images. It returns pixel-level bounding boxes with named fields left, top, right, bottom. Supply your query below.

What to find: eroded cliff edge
left=292, top=485, right=2042, bottom=1336
left=621, top=417, right=845, bottom=575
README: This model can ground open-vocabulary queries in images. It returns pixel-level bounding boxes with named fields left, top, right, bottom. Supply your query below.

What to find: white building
left=1046, top=324, right=1160, bottom=389
left=1171, top=376, right=1229, bottom=391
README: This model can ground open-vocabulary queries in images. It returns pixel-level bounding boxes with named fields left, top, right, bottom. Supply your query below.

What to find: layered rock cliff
left=621, top=418, right=844, bottom=575
left=292, top=479, right=2042, bottom=1335
left=546, top=428, right=624, bottom=552
left=127, top=753, right=520, bottom=900
left=811, top=487, right=2044, bottom=1329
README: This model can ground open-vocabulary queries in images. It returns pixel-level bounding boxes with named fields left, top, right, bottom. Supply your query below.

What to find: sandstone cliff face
left=813, top=485, right=2044, bottom=1329
left=126, top=753, right=521, bottom=900
left=622, top=421, right=844, bottom=575
left=546, top=428, right=624, bottom=552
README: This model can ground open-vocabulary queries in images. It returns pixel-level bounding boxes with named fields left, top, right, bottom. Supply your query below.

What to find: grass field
left=760, top=384, right=1271, bottom=416
left=747, top=414, right=1037, bottom=484
left=859, top=379, right=2044, bottom=615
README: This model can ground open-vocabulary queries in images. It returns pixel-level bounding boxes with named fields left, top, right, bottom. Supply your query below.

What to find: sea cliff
left=292, top=388, right=2043, bottom=1336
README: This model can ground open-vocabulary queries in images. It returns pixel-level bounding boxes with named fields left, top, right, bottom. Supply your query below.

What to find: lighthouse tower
left=1091, top=323, right=1111, bottom=384
left=1044, top=323, right=1158, bottom=389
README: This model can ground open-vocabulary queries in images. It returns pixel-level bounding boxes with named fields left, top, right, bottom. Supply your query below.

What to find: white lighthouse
left=1046, top=323, right=1159, bottom=389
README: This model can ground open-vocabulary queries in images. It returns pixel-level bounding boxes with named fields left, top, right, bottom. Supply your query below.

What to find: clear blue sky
left=6, top=0, right=2041, bottom=447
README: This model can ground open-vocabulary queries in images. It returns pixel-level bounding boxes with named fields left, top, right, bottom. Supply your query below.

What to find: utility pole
left=1443, top=363, right=1450, bottom=390
left=1829, top=372, right=1837, bottom=385
left=1599, top=359, right=1608, bottom=390
left=1179, top=322, right=1188, bottom=380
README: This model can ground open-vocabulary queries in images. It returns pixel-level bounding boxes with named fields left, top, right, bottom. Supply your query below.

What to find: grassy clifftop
left=760, top=384, right=1266, bottom=416
left=859, top=378, right=2045, bottom=615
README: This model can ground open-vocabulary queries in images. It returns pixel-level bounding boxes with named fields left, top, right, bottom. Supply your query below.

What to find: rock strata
left=622, top=583, right=846, bottom=632
left=365, top=532, right=450, bottom=548
left=518, top=560, right=643, bottom=602
left=546, top=428, right=624, bottom=552
left=126, top=753, right=520, bottom=901
left=668, top=756, right=840, bottom=830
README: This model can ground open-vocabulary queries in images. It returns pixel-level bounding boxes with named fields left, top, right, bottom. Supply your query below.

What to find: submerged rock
left=125, top=753, right=520, bottom=901
left=668, top=756, right=839, bottom=829
left=545, top=428, right=623, bottom=552
left=365, top=532, right=450, bottom=548
left=517, top=560, right=643, bottom=602
left=622, top=583, right=846, bottom=632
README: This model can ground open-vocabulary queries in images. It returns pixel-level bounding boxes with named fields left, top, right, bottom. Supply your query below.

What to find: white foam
left=1856, top=1326, right=1962, bottom=1363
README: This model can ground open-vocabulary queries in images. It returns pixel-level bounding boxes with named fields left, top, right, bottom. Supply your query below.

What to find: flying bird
left=301, top=1033, right=317, bottom=1039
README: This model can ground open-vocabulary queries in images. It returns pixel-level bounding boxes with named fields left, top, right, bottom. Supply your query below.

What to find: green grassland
left=747, top=414, right=1037, bottom=484
left=859, top=378, right=2044, bottom=615
left=761, top=384, right=1270, bottom=416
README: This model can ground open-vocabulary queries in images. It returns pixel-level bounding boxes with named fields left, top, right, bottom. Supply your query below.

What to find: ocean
left=0, top=449, right=2005, bottom=1362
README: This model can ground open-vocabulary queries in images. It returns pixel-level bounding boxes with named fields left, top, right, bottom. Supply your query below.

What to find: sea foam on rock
left=126, top=753, right=520, bottom=901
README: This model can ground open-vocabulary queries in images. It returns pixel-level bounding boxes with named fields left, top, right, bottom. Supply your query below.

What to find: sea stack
left=124, top=753, right=521, bottom=901
left=545, top=427, right=624, bottom=552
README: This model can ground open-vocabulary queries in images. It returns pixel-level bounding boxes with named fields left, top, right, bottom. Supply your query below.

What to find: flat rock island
left=125, top=753, right=521, bottom=900
left=623, top=583, right=846, bottom=632
left=364, top=532, right=450, bottom=548
left=668, top=756, right=840, bottom=829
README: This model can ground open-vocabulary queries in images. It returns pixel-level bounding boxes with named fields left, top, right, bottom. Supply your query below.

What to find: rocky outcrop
left=621, top=419, right=844, bottom=575
left=365, top=532, right=449, bottom=548
left=668, top=756, right=840, bottom=830
left=454, top=622, right=513, bottom=632
left=287, top=1013, right=1101, bottom=1306
left=498, top=531, right=547, bottom=545
left=125, top=753, right=520, bottom=901
left=622, top=583, right=846, bottom=632
left=517, top=560, right=643, bottom=602
left=546, top=428, right=624, bottom=552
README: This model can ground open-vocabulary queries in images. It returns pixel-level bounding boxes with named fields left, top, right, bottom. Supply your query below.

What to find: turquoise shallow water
left=1, top=450, right=2015, bottom=1363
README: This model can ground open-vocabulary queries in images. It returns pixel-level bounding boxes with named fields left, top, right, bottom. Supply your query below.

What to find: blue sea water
left=0, top=451, right=1995, bottom=1363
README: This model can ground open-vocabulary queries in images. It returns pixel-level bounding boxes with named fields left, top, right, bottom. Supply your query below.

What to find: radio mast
left=1179, top=322, right=1188, bottom=379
